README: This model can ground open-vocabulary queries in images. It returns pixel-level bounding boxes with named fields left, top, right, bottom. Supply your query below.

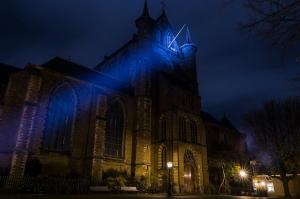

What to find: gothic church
left=0, top=2, right=209, bottom=193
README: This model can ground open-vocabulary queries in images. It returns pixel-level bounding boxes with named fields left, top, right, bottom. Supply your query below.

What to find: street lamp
left=167, top=161, right=173, bottom=196
left=239, top=169, right=248, bottom=195
left=239, top=169, right=248, bottom=179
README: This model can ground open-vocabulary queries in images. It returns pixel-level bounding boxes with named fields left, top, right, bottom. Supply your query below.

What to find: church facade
left=0, top=3, right=209, bottom=193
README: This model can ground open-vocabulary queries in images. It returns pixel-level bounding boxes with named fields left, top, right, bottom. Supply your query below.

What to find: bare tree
left=244, top=97, right=300, bottom=197
left=241, top=0, right=300, bottom=47
left=209, top=152, right=245, bottom=194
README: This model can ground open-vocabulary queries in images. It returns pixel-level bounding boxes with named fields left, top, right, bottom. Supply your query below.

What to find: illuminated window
left=184, top=150, right=195, bottom=164
left=267, top=182, right=275, bottom=192
left=43, top=84, right=75, bottom=152
left=190, top=121, right=197, bottom=143
left=104, top=102, right=124, bottom=158
left=167, top=33, right=177, bottom=52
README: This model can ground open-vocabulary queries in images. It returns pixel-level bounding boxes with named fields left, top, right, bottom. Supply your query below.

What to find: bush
left=102, top=169, right=128, bottom=192
left=204, top=184, right=217, bottom=194
left=136, top=175, right=147, bottom=192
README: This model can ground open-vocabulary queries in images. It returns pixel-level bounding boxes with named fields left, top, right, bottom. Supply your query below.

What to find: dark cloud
left=0, top=0, right=299, bottom=128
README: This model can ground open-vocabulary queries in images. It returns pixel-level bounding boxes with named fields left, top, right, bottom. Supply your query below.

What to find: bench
left=90, top=186, right=110, bottom=192
left=120, top=186, right=139, bottom=193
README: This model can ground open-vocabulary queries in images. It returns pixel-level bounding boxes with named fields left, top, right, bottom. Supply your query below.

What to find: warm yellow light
left=167, top=162, right=173, bottom=168
left=260, top=181, right=266, bottom=186
left=239, top=170, right=248, bottom=178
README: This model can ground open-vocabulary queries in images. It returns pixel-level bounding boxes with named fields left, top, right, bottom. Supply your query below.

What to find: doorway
left=184, top=164, right=195, bottom=193
left=184, top=150, right=197, bottom=193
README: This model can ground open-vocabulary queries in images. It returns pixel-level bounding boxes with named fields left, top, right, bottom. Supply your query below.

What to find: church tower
left=135, top=1, right=154, bottom=36
left=94, top=1, right=209, bottom=193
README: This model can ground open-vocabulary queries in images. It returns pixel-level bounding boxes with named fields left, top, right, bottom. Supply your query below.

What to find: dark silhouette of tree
left=241, top=0, right=300, bottom=47
left=244, top=97, right=300, bottom=197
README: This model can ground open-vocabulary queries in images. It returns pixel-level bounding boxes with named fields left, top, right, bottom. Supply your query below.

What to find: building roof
left=95, top=38, right=135, bottom=69
left=95, top=5, right=173, bottom=70
left=202, top=111, right=240, bottom=132
left=41, top=57, right=132, bottom=94
left=201, top=111, right=221, bottom=125
left=0, top=63, right=20, bottom=84
left=221, top=116, right=238, bottom=131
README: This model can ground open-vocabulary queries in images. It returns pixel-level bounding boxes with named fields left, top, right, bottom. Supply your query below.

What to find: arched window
left=104, top=102, right=124, bottom=158
left=166, top=32, right=178, bottom=52
left=160, top=118, right=167, bottom=141
left=184, top=150, right=195, bottom=164
left=190, top=121, right=197, bottom=144
left=179, top=116, right=187, bottom=141
left=161, top=147, right=167, bottom=169
left=43, top=84, right=76, bottom=152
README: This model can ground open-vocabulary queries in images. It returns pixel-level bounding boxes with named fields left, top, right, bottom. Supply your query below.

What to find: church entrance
left=184, top=164, right=195, bottom=193
left=183, top=150, right=197, bottom=193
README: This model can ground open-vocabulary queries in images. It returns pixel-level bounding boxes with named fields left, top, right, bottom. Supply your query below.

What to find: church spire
left=142, top=0, right=150, bottom=17
left=181, top=26, right=197, bottom=59
left=135, top=1, right=154, bottom=36
left=160, top=1, right=166, bottom=16
left=185, top=26, right=193, bottom=44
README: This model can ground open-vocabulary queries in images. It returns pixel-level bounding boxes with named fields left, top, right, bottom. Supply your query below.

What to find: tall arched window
left=179, top=116, right=187, bottom=141
left=166, top=32, right=178, bottom=52
left=43, top=84, right=76, bottom=152
left=190, top=121, right=197, bottom=144
left=160, top=118, right=167, bottom=141
left=161, top=147, right=167, bottom=169
left=184, top=150, right=195, bottom=165
left=104, top=102, right=124, bottom=158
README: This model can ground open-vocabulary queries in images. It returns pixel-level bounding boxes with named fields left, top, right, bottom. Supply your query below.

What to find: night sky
left=1, top=0, right=300, bottom=130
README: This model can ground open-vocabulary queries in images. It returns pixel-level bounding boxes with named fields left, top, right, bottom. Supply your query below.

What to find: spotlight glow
left=239, top=169, right=248, bottom=178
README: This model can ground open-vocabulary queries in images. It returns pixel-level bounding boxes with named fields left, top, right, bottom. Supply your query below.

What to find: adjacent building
left=202, top=112, right=248, bottom=193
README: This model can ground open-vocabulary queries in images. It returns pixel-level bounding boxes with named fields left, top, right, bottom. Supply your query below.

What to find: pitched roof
left=0, top=63, right=21, bottom=84
left=41, top=57, right=132, bottom=94
left=201, top=111, right=221, bottom=125
left=142, top=0, right=150, bottom=17
left=221, top=116, right=238, bottom=131
left=96, top=7, right=172, bottom=70
left=95, top=38, right=135, bottom=69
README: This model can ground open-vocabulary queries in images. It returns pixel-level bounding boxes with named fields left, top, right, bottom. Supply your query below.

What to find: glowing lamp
left=239, top=170, right=248, bottom=178
left=167, top=162, right=173, bottom=169
left=260, top=181, right=266, bottom=186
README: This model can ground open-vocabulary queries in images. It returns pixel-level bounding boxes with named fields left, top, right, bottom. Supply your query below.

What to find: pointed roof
left=156, top=8, right=168, bottom=24
left=160, top=1, right=166, bottom=17
left=221, top=115, right=237, bottom=131
left=185, top=26, right=193, bottom=44
left=201, top=111, right=221, bottom=125
left=155, top=2, right=169, bottom=25
left=41, top=57, right=132, bottom=94
left=135, top=0, right=154, bottom=31
left=142, top=0, right=149, bottom=17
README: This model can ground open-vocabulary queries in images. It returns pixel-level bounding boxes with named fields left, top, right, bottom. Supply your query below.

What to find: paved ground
left=0, top=194, right=271, bottom=199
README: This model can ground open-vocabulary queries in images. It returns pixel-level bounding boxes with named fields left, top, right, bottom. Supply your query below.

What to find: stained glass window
left=43, top=84, right=75, bottom=152
left=104, top=102, right=124, bottom=158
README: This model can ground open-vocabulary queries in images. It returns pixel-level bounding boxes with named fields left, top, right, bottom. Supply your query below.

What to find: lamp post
left=239, top=169, right=248, bottom=195
left=167, top=162, right=173, bottom=196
